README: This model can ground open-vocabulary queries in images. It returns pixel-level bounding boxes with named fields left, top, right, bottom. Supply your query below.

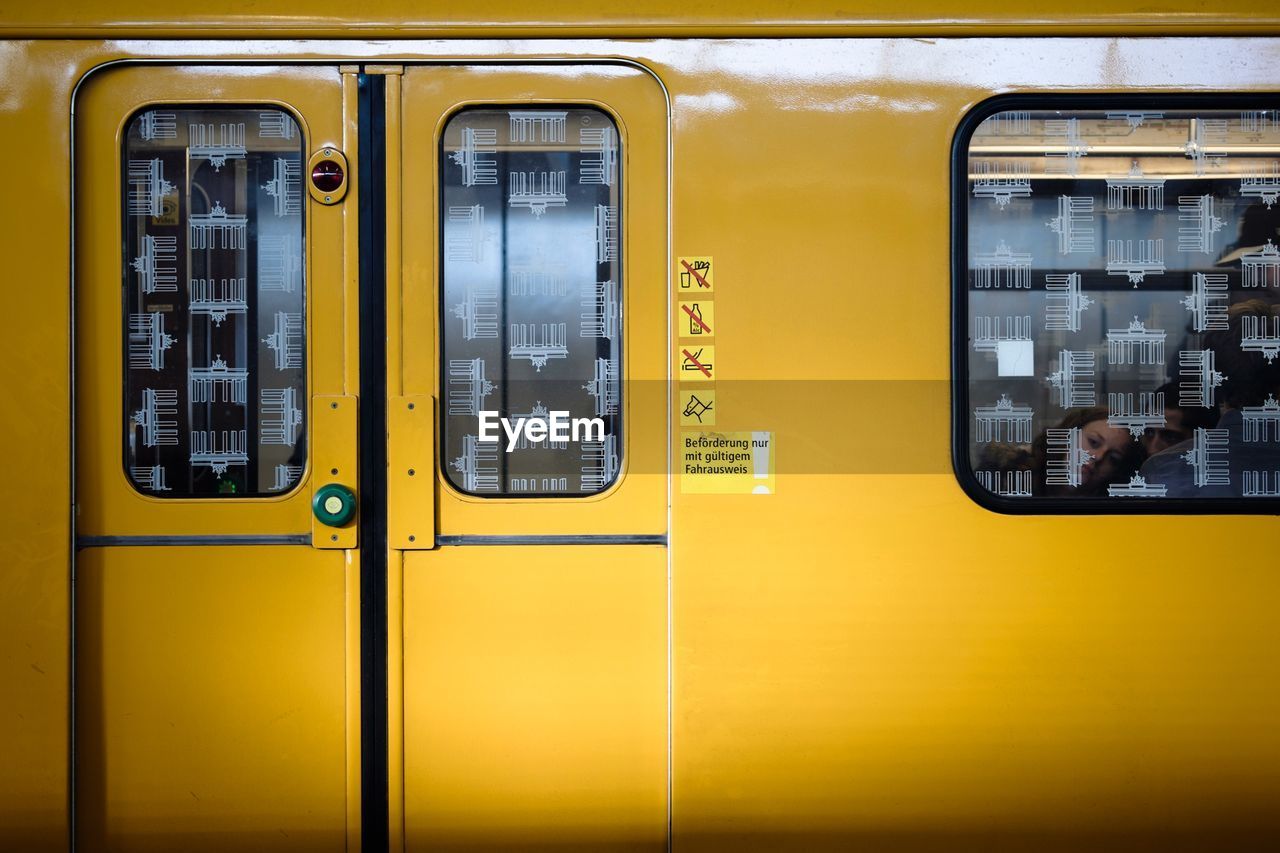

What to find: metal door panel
left=74, top=64, right=358, bottom=851
left=395, top=64, right=669, bottom=538
left=400, top=545, right=667, bottom=852
left=391, top=64, right=670, bottom=849
left=76, top=546, right=348, bottom=852
left=76, top=65, right=353, bottom=538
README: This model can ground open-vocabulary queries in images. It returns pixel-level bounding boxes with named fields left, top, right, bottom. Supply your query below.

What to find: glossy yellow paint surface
left=313, top=395, right=360, bottom=550
left=3, top=1, right=1280, bottom=36
left=661, top=38, right=1280, bottom=850
left=3, top=30, right=1280, bottom=853
left=77, top=546, right=348, bottom=852
left=401, top=545, right=667, bottom=852
left=673, top=481, right=1280, bottom=850
left=72, top=63, right=360, bottom=852
left=76, top=65, right=349, bottom=538
left=391, top=65, right=670, bottom=850
left=0, top=39, right=97, bottom=853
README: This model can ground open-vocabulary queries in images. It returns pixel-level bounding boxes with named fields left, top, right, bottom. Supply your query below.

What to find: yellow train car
left=2, top=3, right=1279, bottom=851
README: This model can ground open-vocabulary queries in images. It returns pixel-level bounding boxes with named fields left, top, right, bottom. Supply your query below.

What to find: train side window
left=957, top=102, right=1280, bottom=508
left=439, top=107, right=622, bottom=497
left=123, top=106, right=306, bottom=497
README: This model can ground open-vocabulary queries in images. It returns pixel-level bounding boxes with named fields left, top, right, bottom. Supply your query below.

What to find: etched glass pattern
left=440, top=107, right=622, bottom=496
left=124, top=107, right=306, bottom=497
left=965, top=108, right=1280, bottom=500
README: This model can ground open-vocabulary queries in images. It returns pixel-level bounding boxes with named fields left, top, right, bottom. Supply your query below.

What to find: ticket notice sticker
left=681, top=431, right=775, bottom=494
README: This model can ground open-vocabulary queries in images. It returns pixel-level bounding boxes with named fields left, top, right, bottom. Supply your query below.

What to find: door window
left=123, top=106, right=306, bottom=497
left=439, top=107, right=622, bottom=496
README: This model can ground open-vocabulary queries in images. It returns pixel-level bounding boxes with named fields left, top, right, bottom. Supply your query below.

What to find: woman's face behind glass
left=1080, top=420, right=1133, bottom=489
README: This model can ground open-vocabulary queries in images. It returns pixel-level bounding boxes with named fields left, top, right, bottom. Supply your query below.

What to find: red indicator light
left=311, top=159, right=344, bottom=193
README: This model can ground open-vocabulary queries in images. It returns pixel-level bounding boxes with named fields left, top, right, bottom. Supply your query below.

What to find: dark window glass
left=963, top=107, right=1280, bottom=501
left=124, top=106, right=305, bottom=497
left=440, top=107, right=622, bottom=496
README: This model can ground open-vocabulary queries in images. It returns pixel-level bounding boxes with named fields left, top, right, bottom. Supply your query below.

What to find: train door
left=75, top=62, right=669, bottom=851
left=75, top=66, right=359, bottom=851
left=388, top=65, right=669, bottom=851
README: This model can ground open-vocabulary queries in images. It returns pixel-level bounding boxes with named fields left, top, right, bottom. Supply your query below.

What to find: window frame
left=951, top=92, right=1280, bottom=515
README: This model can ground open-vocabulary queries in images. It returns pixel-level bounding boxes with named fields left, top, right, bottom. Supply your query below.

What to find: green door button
left=312, top=483, right=357, bottom=527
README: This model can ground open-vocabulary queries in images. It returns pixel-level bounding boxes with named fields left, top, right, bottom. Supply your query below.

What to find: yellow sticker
left=677, top=256, right=714, bottom=292
left=678, top=299, right=715, bottom=340
left=678, top=344, right=715, bottom=382
left=679, top=389, right=716, bottom=426
left=681, top=431, right=775, bottom=494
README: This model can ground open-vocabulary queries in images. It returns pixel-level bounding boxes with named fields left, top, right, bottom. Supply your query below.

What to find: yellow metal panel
left=73, top=62, right=359, bottom=851
left=345, top=547, right=365, bottom=853
left=385, top=68, right=406, bottom=400
left=394, top=63, right=670, bottom=849
left=342, top=62, right=364, bottom=852
left=673, top=480, right=1280, bottom=850
left=312, top=395, right=359, bottom=549
left=388, top=550, right=407, bottom=853
left=4, top=1, right=1280, bottom=37
left=76, top=546, right=349, bottom=852
left=343, top=68, right=362, bottom=398
left=382, top=69, right=410, bottom=853
left=3, top=33, right=1276, bottom=853
left=397, top=64, right=669, bottom=536
left=75, top=64, right=346, bottom=537
left=662, top=38, right=1280, bottom=850
left=0, top=40, right=91, bottom=851
left=388, top=396, right=435, bottom=549
left=401, top=545, right=667, bottom=852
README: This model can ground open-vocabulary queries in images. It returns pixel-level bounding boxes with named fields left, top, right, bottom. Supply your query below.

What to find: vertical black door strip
left=358, top=70, right=390, bottom=853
